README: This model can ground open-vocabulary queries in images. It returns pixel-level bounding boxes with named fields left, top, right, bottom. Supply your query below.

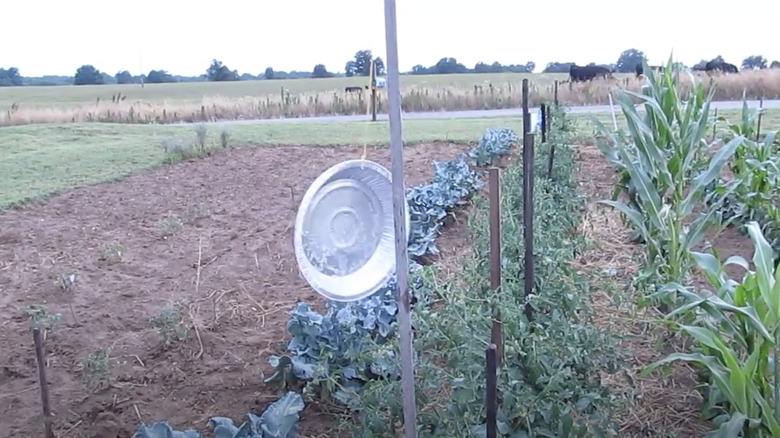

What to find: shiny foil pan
left=294, top=159, right=410, bottom=302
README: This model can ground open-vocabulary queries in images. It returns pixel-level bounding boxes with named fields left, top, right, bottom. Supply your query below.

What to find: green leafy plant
left=644, top=222, right=780, bottom=437
left=82, top=347, right=112, bottom=389
left=98, top=241, right=124, bottom=264
left=134, top=392, right=304, bottom=438
left=25, top=304, right=62, bottom=334
left=159, top=212, right=184, bottom=237
left=54, top=270, right=78, bottom=322
left=219, top=126, right=231, bottom=149
left=149, top=302, right=190, bottom=346
left=590, top=58, right=740, bottom=312
left=194, top=124, right=208, bottom=154
left=705, top=100, right=780, bottom=252
left=350, top=108, right=623, bottom=436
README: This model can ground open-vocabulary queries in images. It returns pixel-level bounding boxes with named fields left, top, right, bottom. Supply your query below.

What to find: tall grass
left=2, top=69, right=779, bottom=127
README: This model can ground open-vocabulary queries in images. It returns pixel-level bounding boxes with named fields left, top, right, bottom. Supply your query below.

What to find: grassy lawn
left=0, top=108, right=776, bottom=210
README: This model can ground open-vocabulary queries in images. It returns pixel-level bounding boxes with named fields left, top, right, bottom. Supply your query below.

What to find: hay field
left=2, top=69, right=780, bottom=127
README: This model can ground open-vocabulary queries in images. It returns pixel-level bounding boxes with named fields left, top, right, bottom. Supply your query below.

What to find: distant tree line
left=410, top=58, right=536, bottom=75
left=541, top=49, right=780, bottom=74
left=2, top=48, right=779, bottom=87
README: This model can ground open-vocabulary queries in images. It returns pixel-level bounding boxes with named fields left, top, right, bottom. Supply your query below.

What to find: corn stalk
left=644, top=222, right=780, bottom=438
left=590, top=57, right=740, bottom=312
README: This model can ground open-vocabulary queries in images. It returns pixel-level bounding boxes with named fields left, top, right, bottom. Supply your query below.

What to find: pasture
left=1, top=70, right=780, bottom=437
left=2, top=69, right=780, bottom=126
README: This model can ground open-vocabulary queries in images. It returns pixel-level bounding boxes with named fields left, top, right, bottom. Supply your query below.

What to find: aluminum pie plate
left=294, top=159, right=410, bottom=302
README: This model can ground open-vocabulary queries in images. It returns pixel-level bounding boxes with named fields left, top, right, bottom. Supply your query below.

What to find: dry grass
left=575, top=144, right=709, bottom=438
left=2, top=70, right=779, bottom=127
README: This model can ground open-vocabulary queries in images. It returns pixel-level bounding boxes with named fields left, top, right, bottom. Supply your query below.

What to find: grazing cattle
left=770, top=61, right=780, bottom=69
left=635, top=64, right=664, bottom=77
left=345, top=85, right=369, bottom=93
left=569, top=64, right=612, bottom=82
left=705, top=61, right=738, bottom=74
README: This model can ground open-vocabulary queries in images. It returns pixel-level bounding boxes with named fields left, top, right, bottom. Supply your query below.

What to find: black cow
left=705, top=61, right=738, bottom=74
left=569, top=64, right=612, bottom=82
left=635, top=64, right=664, bottom=77
left=770, top=60, right=780, bottom=69
left=345, top=85, right=369, bottom=93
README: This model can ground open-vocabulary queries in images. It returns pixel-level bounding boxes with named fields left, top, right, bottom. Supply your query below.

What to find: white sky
left=3, top=0, right=778, bottom=77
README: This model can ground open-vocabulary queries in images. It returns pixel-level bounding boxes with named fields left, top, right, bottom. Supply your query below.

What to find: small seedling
left=149, top=302, right=190, bottom=346
left=187, top=203, right=210, bottom=222
left=82, top=347, right=112, bottom=389
left=24, top=305, right=62, bottom=336
left=54, top=272, right=76, bottom=291
left=194, top=124, right=208, bottom=154
left=98, top=241, right=124, bottom=264
left=159, top=136, right=195, bottom=162
left=159, top=212, right=183, bottom=237
left=219, top=126, right=231, bottom=148
left=54, top=271, right=79, bottom=323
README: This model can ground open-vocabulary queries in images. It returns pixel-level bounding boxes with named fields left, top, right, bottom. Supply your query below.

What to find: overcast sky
left=3, top=0, right=778, bottom=77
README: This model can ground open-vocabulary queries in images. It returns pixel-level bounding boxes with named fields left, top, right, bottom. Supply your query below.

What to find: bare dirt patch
left=0, top=142, right=471, bottom=438
left=574, top=143, right=754, bottom=437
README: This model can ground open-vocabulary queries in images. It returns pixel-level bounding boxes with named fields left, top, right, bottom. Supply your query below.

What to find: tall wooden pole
left=382, top=0, right=418, bottom=437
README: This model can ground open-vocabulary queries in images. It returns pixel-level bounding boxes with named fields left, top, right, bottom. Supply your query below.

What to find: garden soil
left=0, top=142, right=472, bottom=438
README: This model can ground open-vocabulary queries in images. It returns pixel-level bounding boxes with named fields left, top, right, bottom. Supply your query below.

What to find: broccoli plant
left=268, top=127, right=519, bottom=406
left=134, top=393, right=304, bottom=438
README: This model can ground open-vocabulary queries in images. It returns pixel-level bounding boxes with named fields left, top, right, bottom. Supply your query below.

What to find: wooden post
left=522, top=79, right=530, bottom=137
left=488, top=168, right=503, bottom=365
left=485, top=344, right=498, bottom=438
left=522, top=133, right=535, bottom=322
left=553, top=80, right=559, bottom=107
left=382, top=0, right=417, bottom=436
left=371, top=89, right=378, bottom=122
left=540, top=104, right=547, bottom=143
left=756, top=99, right=763, bottom=141
left=547, top=139, right=556, bottom=180
left=546, top=104, right=552, bottom=136
left=33, top=328, right=54, bottom=438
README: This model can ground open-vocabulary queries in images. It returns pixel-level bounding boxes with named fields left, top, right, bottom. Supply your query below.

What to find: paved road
left=193, top=99, right=779, bottom=126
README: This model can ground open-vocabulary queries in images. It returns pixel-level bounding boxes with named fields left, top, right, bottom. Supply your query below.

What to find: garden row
left=136, top=106, right=633, bottom=436
left=132, top=126, right=519, bottom=437
left=593, top=64, right=780, bottom=437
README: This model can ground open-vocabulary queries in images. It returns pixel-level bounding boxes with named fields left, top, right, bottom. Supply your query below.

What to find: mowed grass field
left=2, top=69, right=780, bottom=126
left=1, top=108, right=778, bottom=210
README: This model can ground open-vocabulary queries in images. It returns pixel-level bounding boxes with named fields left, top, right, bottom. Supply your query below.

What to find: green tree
left=742, top=55, right=768, bottom=70
left=615, top=48, right=645, bottom=73
left=345, top=50, right=375, bottom=76
left=146, top=70, right=176, bottom=83
left=431, top=57, right=469, bottom=74
left=311, top=64, right=333, bottom=78
left=542, top=62, right=575, bottom=73
left=74, top=65, right=105, bottom=85
left=115, top=70, right=134, bottom=84
left=206, top=59, right=240, bottom=82
left=264, top=67, right=275, bottom=80
left=0, top=67, right=23, bottom=86
left=372, top=57, right=385, bottom=76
